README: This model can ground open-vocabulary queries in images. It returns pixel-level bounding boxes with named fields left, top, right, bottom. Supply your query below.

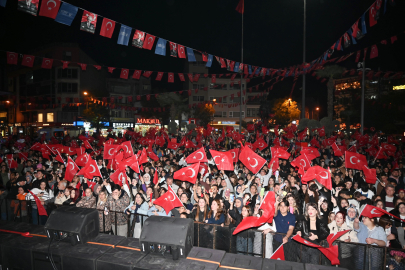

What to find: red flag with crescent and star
left=39, top=0, right=61, bottom=18
left=345, top=151, right=367, bottom=170
left=301, top=166, right=332, bottom=190
left=173, top=162, right=200, bottom=184
left=110, top=169, right=127, bottom=187
left=239, top=145, right=266, bottom=174
left=75, top=153, right=89, bottom=167
left=77, top=158, right=102, bottom=179
left=209, top=150, right=234, bottom=171
left=65, top=157, right=79, bottom=182
left=269, top=244, right=285, bottom=260
left=100, top=18, right=116, bottom=38
left=186, top=147, right=208, bottom=164
left=226, top=148, right=239, bottom=163
left=120, top=141, right=134, bottom=158
left=360, top=204, right=405, bottom=222
left=293, top=235, right=340, bottom=265
left=153, top=185, right=183, bottom=214
left=104, top=144, right=119, bottom=160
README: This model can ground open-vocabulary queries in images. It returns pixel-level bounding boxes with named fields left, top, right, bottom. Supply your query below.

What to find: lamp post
left=357, top=62, right=370, bottom=135
left=301, top=0, right=306, bottom=119
left=83, top=91, right=89, bottom=110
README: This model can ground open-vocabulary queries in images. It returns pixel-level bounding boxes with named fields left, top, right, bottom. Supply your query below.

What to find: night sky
left=1, top=0, right=404, bottom=118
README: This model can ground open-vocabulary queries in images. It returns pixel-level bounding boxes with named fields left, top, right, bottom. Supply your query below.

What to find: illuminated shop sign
left=136, top=119, right=160, bottom=125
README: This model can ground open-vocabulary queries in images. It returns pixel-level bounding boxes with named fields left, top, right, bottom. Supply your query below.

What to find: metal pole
left=302, top=0, right=306, bottom=119
left=361, top=60, right=365, bottom=135
left=239, top=11, right=244, bottom=134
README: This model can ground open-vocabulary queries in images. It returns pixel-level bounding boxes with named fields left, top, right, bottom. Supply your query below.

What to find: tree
left=156, top=93, right=189, bottom=124
left=192, top=103, right=215, bottom=127
left=316, top=65, right=346, bottom=120
left=269, top=98, right=301, bottom=127
left=320, top=117, right=340, bottom=136
left=334, top=87, right=360, bottom=133
left=82, top=104, right=110, bottom=133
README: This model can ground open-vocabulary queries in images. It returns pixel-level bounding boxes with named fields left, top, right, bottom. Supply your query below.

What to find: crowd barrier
left=0, top=199, right=397, bottom=269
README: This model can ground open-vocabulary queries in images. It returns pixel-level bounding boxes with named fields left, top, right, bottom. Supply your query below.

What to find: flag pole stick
left=239, top=5, right=244, bottom=134
left=373, top=146, right=382, bottom=163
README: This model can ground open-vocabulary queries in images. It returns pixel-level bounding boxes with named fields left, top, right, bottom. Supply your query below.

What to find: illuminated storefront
left=135, top=118, right=161, bottom=135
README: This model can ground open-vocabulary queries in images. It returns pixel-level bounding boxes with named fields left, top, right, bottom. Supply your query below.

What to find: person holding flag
left=25, top=179, right=54, bottom=225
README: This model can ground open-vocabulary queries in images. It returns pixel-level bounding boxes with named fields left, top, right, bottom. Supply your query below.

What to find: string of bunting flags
left=313, top=0, right=397, bottom=65
left=4, top=0, right=285, bottom=77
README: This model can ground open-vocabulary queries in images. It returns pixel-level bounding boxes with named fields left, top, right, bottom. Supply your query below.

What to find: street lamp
left=357, top=62, right=370, bottom=135
left=83, top=91, right=88, bottom=96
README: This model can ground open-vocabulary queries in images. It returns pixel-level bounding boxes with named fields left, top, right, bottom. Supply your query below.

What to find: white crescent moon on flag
left=187, top=168, right=196, bottom=178
left=318, top=171, right=329, bottom=179
left=69, top=162, right=75, bottom=170
left=195, top=152, right=204, bottom=160
left=213, top=156, right=219, bottom=164
left=45, top=60, right=50, bottom=65
left=371, top=208, right=378, bottom=214
left=119, top=172, right=125, bottom=181
left=384, top=145, right=389, bottom=150
left=26, top=57, right=32, bottom=62
left=123, top=70, right=127, bottom=75
left=349, top=156, right=357, bottom=165
left=106, top=21, right=112, bottom=29
left=249, top=158, right=258, bottom=168
left=300, top=160, right=306, bottom=168
left=231, top=152, right=236, bottom=159
left=259, top=143, right=264, bottom=147
left=9, top=54, right=14, bottom=59
left=84, top=155, right=88, bottom=163
left=90, top=165, right=96, bottom=174
left=165, top=190, right=176, bottom=202
left=148, top=37, right=153, bottom=44
left=47, top=0, right=56, bottom=9
left=124, top=145, right=129, bottom=153
left=108, top=148, right=114, bottom=156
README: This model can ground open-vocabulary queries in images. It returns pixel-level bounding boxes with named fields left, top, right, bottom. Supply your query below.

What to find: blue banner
left=248, top=65, right=252, bottom=74
left=348, top=29, right=357, bottom=45
left=154, top=38, right=167, bottom=56
left=361, top=13, right=367, bottom=35
left=186, top=47, right=196, bottom=62
left=0, top=0, right=7, bottom=7
left=234, top=62, right=239, bottom=72
left=55, top=3, right=78, bottom=26
left=117, top=25, right=132, bottom=46
left=205, top=54, right=213, bottom=67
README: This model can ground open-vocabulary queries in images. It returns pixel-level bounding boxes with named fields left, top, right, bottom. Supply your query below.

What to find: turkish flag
left=290, top=154, right=312, bottom=171
left=83, top=140, right=94, bottom=151
left=270, top=147, right=290, bottom=160
left=30, top=142, right=42, bottom=151
left=301, top=166, right=332, bottom=190
left=41, top=58, right=53, bottom=69
left=253, top=138, right=268, bottom=151
left=209, top=150, right=234, bottom=171
left=65, top=157, right=79, bottom=181
left=360, top=204, right=405, bottom=222
left=110, top=169, right=126, bottom=186
left=309, top=137, right=320, bottom=148
left=132, top=70, right=141, bottom=79
left=297, top=128, right=307, bottom=141
left=301, top=146, right=320, bottom=157
left=6, top=52, right=18, bottom=65
left=185, top=140, right=197, bottom=149
left=370, top=45, right=378, bottom=59
left=345, top=151, right=367, bottom=170
left=168, top=72, right=174, bottom=83
left=347, top=145, right=357, bottom=153
left=268, top=157, right=279, bottom=171
left=76, top=147, right=85, bottom=156
left=331, top=142, right=343, bottom=156
left=381, top=143, right=396, bottom=153
left=142, top=34, right=155, bottom=50
left=7, top=158, right=18, bottom=169
left=153, top=185, right=183, bottom=214
left=104, top=144, right=119, bottom=160
left=153, top=170, right=159, bottom=185
left=174, top=163, right=200, bottom=184
left=77, top=158, right=102, bottom=179
left=28, top=190, right=48, bottom=216
left=39, top=0, right=61, bottom=18
left=178, top=45, right=186, bottom=58
left=227, top=148, right=239, bottom=163
left=75, top=153, right=89, bottom=167
left=147, top=149, right=159, bottom=161
left=293, top=235, right=340, bottom=265
left=18, top=152, right=29, bottom=161
left=239, top=145, right=266, bottom=174
left=178, top=73, right=185, bottom=81
left=362, top=165, right=377, bottom=184
left=138, top=148, right=149, bottom=164
left=120, top=141, right=133, bottom=158
left=100, top=18, right=115, bottom=38
left=259, top=191, right=276, bottom=222
left=235, top=0, right=244, bottom=14
left=269, top=244, right=285, bottom=260
left=120, top=69, right=129, bottom=79
left=22, top=55, right=35, bottom=67
left=55, top=150, right=64, bottom=163
left=233, top=215, right=268, bottom=235
left=318, top=126, right=326, bottom=137
left=369, top=3, right=378, bottom=27
left=327, top=230, right=351, bottom=247
left=186, top=147, right=208, bottom=164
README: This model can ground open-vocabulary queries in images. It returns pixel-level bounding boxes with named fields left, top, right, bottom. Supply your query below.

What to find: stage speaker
left=139, top=216, right=193, bottom=260
left=219, top=253, right=263, bottom=270
left=44, top=206, right=99, bottom=246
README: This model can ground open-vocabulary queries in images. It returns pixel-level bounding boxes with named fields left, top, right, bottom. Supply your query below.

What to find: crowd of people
left=0, top=126, right=404, bottom=268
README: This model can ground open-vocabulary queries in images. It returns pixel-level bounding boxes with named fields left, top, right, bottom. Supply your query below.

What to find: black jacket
left=294, top=217, right=330, bottom=243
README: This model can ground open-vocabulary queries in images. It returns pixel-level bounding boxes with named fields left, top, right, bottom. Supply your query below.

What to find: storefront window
left=38, top=113, right=43, bottom=122
left=47, top=113, right=54, bottom=122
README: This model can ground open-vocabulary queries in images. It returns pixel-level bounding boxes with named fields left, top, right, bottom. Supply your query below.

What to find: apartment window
left=38, top=113, right=43, bottom=122
left=193, top=96, right=204, bottom=102
left=47, top=113, right=54, bottom=122
left=57, top=68, right=78, bottom=79
left=232, top=111, right=245, bottom=118
left=125, top=111, right=133, bottom=118
left=63, top=51, right=72, bottom=61
left=222, top=111, right=227, bottom=117
left=229, top=112, right=233, bottom=117
left=247, top=108, right=260, bottom=117
left=222, top=97, right=227, bottom=103
left=143, top=85, right=149, bottom=90
left=57, top=82, right=78, bottom=93
left=214, top=111, right=222, bottom=117
left=112, top=111, right=122, bottom=118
